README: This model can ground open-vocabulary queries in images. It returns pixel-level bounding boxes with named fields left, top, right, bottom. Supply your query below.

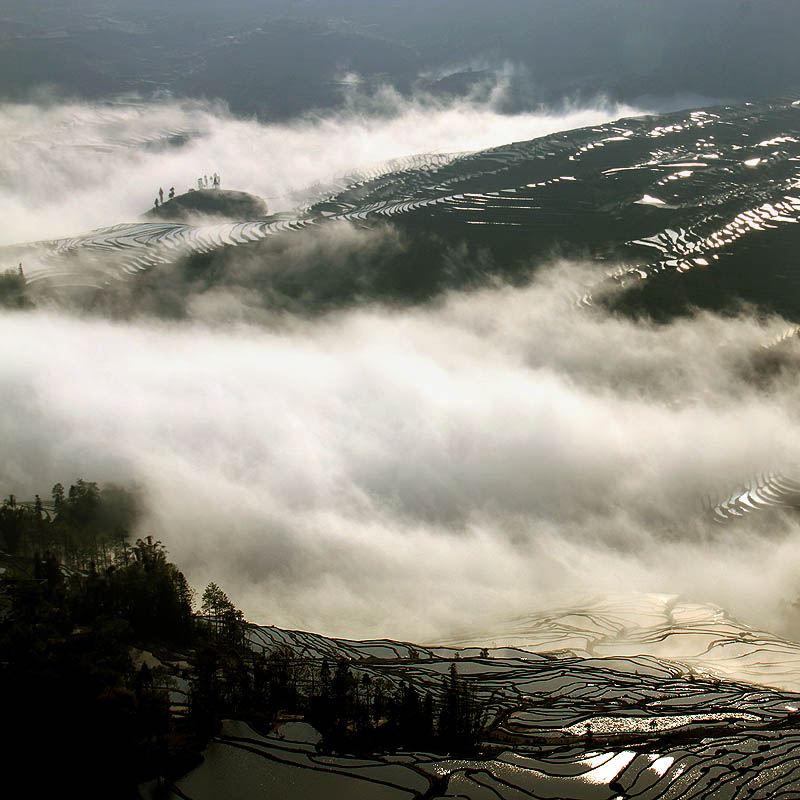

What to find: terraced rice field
left=154, top=595, right=800, bottom=799
left=8, top=96, right=800, bottom=306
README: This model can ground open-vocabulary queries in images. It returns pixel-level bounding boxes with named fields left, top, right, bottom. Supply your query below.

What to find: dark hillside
left=146, top=189, right=268, bottom=222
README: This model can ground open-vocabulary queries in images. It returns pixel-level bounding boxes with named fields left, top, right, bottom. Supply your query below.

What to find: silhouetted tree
left=200, top=581, right=244, bottom=647
left=436, top=663, right=485, bottom=754
left=188, top=647, right=221, bottom=739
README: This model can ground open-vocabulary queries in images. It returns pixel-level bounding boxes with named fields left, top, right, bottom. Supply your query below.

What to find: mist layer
left=2, top=264, right=799, bottom=639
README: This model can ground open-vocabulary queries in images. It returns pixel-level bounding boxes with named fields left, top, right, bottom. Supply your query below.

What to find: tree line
left=0, top=478, right=488, bottom=799
left=189, top=625, right=486, bottom=756
left=0, top=478, right=139, bottom=570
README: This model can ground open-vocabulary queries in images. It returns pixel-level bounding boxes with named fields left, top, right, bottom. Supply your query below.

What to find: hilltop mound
left=145, top=189, right=268, bottom=222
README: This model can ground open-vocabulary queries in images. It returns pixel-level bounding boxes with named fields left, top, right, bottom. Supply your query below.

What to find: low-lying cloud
left=2, top=264, right=800, bottom=641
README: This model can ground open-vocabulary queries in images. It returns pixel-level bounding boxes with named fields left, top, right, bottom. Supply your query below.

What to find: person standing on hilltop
left=159, top=187, right=164, bottom=204
left=169, top=187, right=175, bottom=199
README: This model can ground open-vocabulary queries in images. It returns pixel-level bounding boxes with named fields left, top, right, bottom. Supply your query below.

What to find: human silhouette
left=159, top=187, right=164, bottom=203
left=154, top=198, right=159, bottom=209
left=169, top=187, right=175, bottom=199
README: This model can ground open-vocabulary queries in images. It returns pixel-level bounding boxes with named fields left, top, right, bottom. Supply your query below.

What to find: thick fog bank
left=2, top=266, right=800, bottom=640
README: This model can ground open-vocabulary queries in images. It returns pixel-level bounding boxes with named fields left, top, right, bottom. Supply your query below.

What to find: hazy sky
left=2, top=0, right=799, bottom=114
